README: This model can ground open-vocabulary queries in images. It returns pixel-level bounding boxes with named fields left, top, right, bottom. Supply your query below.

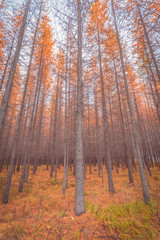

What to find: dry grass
left=0, top=165, right=160, bottom=239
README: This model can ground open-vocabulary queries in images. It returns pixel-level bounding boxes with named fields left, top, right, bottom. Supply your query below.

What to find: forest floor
left=0, top=166, right=160, bottom=240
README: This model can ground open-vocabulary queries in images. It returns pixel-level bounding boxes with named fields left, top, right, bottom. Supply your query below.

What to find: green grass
left=3, top=222, right=25, bottom=240
left=51, top=178, right=58, bottom=186
left=85, top=199, right=159, bottom=239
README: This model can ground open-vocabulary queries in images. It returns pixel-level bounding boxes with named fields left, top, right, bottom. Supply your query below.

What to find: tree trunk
left=0, top=0, right=31, bottom=139
left=94, top=89, right=104, bottom=185
left=111, top=0, right=150, bottom=203
left=97, top=29, right=115, bottom=193
left=113, top=59, right=133, bottom=183
left=136, top=1, right=160, bottom=83
left=50, top=74, right=60, bottom=177
left=74, top=0, right=85, bottom=216
left=2, top=0, right=32, bottom=204
left=0, top=32, right=16, bottom=92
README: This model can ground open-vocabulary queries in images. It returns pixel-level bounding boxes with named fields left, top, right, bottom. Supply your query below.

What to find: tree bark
left=136, top=1, right=160, bottom=83
left=74, top=0, right=85, bottom=216
left=2, top=0, right=31, bottom=204
left=111, top=0, right=150, bottom=203
left=113, top=59, right=133, bottom=183
left=94, top=89, right=104, bottom=185
left=97, top=29, right=115, bottom=193
left=0, top=0, right=31, bottom=139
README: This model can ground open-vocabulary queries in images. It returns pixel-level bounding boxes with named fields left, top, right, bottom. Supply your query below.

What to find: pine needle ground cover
left=0, top=166, right=160, bottom=240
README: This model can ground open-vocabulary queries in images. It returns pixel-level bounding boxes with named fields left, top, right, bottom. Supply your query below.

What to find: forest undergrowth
left=0, top=166, right=160, bottom=240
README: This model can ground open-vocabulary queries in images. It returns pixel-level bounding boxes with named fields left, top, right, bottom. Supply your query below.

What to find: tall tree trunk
left=94, top=89, right=104, bottom=185
left=50, top=74, right=60, bottom=177
left=113, top=59, right=133, bottom=183
left=0, top=104, right=16, bottom=171
left=25, top=49, right=43, bottom=182
left=97, top=29, right=115, bottom=193
left=136, top=1, right=160, bottom=83
left=2, top=2, right=42, bottom=202
left=0, top=32, right=16, bottom=92
left=0, top=0, right=31, bottom=139
left=87, top=87, right=92, bottom=174
left=111, top=0, right=150, bottom=203
left=33, top=86, right=45, bottom=174
left=63, top=44, right=68, bottom=195
left=74, top=0, right=85, bottom=216
left=2, top=0, right=32, bottom=204
left=18, top=8, right=41, bottom=190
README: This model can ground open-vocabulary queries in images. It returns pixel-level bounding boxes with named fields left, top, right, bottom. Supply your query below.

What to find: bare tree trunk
left=87, top=87, right=92, bottom=174
left=2, top=0, right=32, bottom=204
left=0, top=104, right=16, bottom=171
left=0, top=0, right=31, bottom=139
left=97, top=29, right=115, bottom=193
left=0, top=32, right=16, bottom=92
left=50, top=74, right=60, bottom=177
left=133, top=93, right=151, bottom=177
left=33, top=86, right=45, bottom=174
left=18, top=8, right=41, bottom=191
left=136, top=1, right=160, bottom=83
left=63, top=51, right=68, bottom=195
left=143, top=44, right=160, bottom=122
left=113, top=59, right=133, bottom=183
left=25, top=49, right=43, bottom=182
left=16, top=100, right=30, bottom=172
left=74, top=0, right=85, bottom=216
left=111, top=0, right=150, bottom=203
left=94, top=89, right=104, bottom=185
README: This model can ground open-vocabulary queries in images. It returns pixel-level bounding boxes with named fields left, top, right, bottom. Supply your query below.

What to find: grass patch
left=86, top=200, right=158, bottom=239
left=3, top=222, right=25, bottom=240
left=51, top=178, right=58, bottom=186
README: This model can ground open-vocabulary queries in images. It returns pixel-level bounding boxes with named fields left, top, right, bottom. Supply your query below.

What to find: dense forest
left=0, top=0, right=160, bottom=239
